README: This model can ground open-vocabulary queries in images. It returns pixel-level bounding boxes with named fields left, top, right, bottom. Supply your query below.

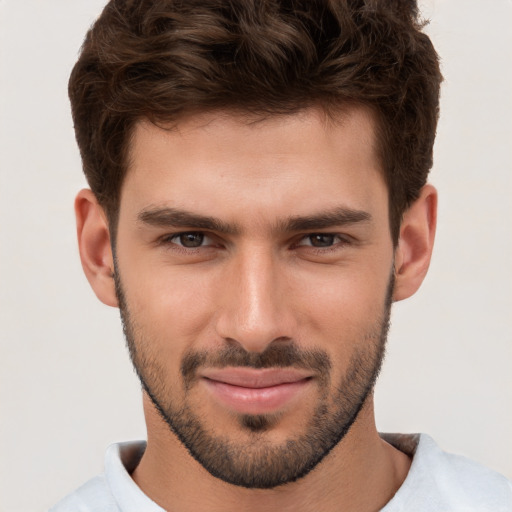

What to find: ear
left=75, top=189, right=118, bottom=307
left=393, top=184, right=437, bottom=302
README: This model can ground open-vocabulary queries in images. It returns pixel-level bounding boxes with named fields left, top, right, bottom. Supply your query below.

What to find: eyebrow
left=138, top=207, right=240, bottom=235
left=281, top=208, right=371, bottom=232
left=138, top=206, right=372, bottom=234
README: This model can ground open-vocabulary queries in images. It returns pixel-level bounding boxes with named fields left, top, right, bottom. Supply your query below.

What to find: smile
left=200, top=368, right=313, bottom=415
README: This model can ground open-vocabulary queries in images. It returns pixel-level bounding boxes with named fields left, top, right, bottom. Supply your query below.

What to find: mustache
left=181, top=341, right=331, bottom=387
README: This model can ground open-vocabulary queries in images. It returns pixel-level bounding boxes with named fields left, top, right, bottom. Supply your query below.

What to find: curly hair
left=69, top=0, right=442, bottom=242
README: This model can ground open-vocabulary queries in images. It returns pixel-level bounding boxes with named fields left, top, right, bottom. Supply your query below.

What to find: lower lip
left=202, top=378, right=311, bottom=415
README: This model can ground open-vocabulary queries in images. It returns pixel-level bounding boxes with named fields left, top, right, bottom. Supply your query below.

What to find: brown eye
left=308, top=234, right=336, bottom=247
left=295, top=233, right=350, bottom=250
left=176, top=232, right=205, bottom=248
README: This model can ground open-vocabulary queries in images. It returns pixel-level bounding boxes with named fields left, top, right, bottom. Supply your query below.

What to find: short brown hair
left=69, top=0, right=442, bottom=241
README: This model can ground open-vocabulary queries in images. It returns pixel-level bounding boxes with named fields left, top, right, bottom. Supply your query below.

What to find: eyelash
left=294, top=233, right=352, bottom=250
left=158, top=231, right=353, bottom=253
left=159, top=232, right=215, bottom=252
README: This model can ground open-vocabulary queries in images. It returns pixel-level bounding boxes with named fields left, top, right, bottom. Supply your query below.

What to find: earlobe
left=393, top=184, right=437, bottom=302
left=75, top=189, right=118, bottom=307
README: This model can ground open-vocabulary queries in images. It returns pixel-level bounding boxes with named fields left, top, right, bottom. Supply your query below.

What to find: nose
left=215, top=245, right=294, bottom=353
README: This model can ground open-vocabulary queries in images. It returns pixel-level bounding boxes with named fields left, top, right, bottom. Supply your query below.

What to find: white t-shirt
left=49, top=434, right=512, bottom=512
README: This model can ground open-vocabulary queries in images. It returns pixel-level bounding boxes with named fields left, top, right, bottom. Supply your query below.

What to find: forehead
left=128, top=106, right=378, bottom=171
left=120, top=107, right=387, bottom=226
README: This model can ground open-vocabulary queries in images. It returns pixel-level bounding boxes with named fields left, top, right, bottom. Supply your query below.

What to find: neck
left=132, top=394, right=411, bottom=512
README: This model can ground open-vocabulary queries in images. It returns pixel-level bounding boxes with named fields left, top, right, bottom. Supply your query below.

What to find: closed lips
left=200, top=368, right=313, bottom=388
left=199, top=368, right=314, bottom=415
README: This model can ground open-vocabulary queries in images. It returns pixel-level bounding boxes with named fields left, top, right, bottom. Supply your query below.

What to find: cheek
left=122, top=264, right=219, bottom=354
left=292, top=264, right=391, bottom=349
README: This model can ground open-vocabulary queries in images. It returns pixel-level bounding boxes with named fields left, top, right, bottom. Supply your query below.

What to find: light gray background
left=0, top=1, right=511, bottom=511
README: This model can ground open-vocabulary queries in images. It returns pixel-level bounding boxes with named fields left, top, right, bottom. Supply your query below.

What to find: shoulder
left=49, top=474, right=120, bottom=512
left=382, top=433, right=512, bottom=511
left=417, top=433, right=512, bottom=507
left=48, top=441, right=157, bottom=512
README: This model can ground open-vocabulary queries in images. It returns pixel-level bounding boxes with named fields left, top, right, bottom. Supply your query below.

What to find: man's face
left=114, top=108, right=396, bottom=488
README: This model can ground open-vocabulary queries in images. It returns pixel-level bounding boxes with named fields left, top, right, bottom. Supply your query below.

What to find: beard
left=114, top=270, right=393, bottom=489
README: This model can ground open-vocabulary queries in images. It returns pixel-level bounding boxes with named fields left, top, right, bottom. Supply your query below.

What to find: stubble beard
left=114, top=271, right=393, bottom=489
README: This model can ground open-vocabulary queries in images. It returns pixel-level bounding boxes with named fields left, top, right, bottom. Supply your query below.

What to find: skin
left=76, top=106, right=437, bottom=512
